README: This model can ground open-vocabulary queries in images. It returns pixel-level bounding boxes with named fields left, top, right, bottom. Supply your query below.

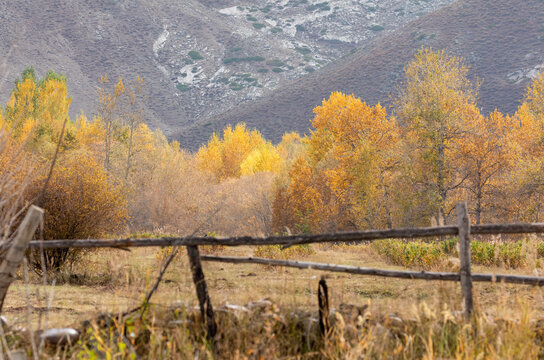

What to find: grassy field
left=2, top=241, right=544, bottom=358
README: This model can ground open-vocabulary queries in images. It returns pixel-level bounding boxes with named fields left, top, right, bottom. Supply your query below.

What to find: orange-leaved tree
left=273, top=92, right=399, bottom=233
left=27, top=155, right=128, bottom=272
left=456, top=107, right=521, bottom=223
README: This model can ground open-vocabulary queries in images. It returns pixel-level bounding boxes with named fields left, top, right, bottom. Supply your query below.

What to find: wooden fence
left=4, top=202, right=544, bottom=340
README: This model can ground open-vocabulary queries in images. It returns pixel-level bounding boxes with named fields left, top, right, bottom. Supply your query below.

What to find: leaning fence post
left=186, top=245, right=217, bottom=341
left=0, top=205, right=44, bottom=313
left=456, top=202, right=474, bottom=319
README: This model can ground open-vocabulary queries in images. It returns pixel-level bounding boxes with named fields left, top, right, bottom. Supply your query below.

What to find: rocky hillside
left=0, top=0, right=452, bottom=140
left=180, top=0, right=544, bottom=149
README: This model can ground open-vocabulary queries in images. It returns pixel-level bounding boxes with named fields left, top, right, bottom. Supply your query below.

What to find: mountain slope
left=0, top=0, right=450, bottom=139
left=180, top=0, right=544, bottom=149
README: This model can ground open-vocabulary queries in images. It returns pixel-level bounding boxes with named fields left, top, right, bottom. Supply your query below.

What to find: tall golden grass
left=0, top=127, right=34, bottom=246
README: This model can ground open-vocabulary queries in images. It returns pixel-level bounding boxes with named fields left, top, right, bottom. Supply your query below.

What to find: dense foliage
left=2, top=48, right=544, bottom=272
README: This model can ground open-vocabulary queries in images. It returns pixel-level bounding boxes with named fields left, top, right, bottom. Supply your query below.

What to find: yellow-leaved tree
left=395, top=48, right=479, bottom=225
left=505, top=71, right=544, bottom=221
left=240, top=142, right=281, bottom=175
left=4, top=68, right=72, bottom=150
left=197, top=123, right=267, bottom=180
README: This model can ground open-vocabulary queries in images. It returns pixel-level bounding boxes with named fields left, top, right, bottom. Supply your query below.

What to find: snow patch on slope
left=153, top=26, right=170, bottom=57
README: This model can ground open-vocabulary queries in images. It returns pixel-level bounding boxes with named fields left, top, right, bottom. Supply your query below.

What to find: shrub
left=28, top=155, right=128, bottom=273
left=375, top=236, right=536, bottom=270
left=373, top=239, right=445, bottom=269
left=437, top=237, right=458, bottom=256
left=253, top=23, right=266, bottom=30
left=471, top=240, right=526, bottom=268
left=295, top=47, right=311, bottom=55
left=253, top=244, right=314, bottom=260
left=176, top=84, right=190, bottom=92
left=369, top=25, right=385, bottom=31
left=307, top=2, right=330, bottom=11
left=229, top=82, right=244, bottom=91
left=188, top=50, right=203, bottom=60
left=497, top=242, right=525, bottom=269
left=266, top=59, right=285, bottom=67
left=470, top=241, right=495, bottom=266
left=223, top=56, right=265, bottom=64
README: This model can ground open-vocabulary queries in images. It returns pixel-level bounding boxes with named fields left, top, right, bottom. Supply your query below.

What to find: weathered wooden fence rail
left=199, top=255, right=544, bottom=285
left=26, top=223, right=544, bottom=249
left=6, top=202, right=544, bottom=340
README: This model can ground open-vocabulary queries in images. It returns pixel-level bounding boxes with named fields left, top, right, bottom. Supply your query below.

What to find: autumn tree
left=240, top=142, right=281, bottom=175
left=504, top=73, right=544, bottom=221
left=524, top=68, right=544, bottom=120
left=4, top=68, right=72, bottom=150
left=273, top=92, right=399, bottom=233
left=456, top=108, right=520, bottom=223
left=96, top=75, right=124, bottom=172
left=197, top=123, right=268, bottom=181
left=395, top=48, right=479, bottom=225
left=122, top=76, right=145, bottom=180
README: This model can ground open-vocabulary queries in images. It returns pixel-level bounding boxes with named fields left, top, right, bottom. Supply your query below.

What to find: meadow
left=2, top=237, right=544, bottom=358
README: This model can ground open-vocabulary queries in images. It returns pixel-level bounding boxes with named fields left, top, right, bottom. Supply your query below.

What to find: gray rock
left=39, top=328, right=79, bottom=346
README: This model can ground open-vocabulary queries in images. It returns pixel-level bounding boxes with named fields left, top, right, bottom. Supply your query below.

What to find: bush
left=295, top=47, right=311, bottom=55
left=266, top=59, right=285, bottom=67
left=28, top=155, right=128, bottom=273
left=188, top=50, right=203, bottom=60
left=470, top=241, right=495, bottom=266
left=373, top=239, right=445, bottom=269
left=369, top=25, right=385, bottom=31
left=229, top=82, right=244, bottom=91
left=253, top=244, right=314, bottom=260
left=497, top=242, right=525, bottom=268
left=176, top=83, right=190, bottom=92
left=471, top=240, right=526, bottom=268
left=223, top=56, right=265, bottom=64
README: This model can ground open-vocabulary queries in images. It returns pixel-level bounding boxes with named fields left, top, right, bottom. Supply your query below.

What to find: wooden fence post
left=186, top=245, right=217, bottom=341
left=0, top=205, right=44, bottom=313
left=456, top=202, right=474, bottom=319
left=317, top=276, right=330, bottom=338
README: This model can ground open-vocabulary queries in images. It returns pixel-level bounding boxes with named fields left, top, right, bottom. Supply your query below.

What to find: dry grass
left=1, top=244, right=544, bottom=358
left=0, top=128, right=34, bottom=246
